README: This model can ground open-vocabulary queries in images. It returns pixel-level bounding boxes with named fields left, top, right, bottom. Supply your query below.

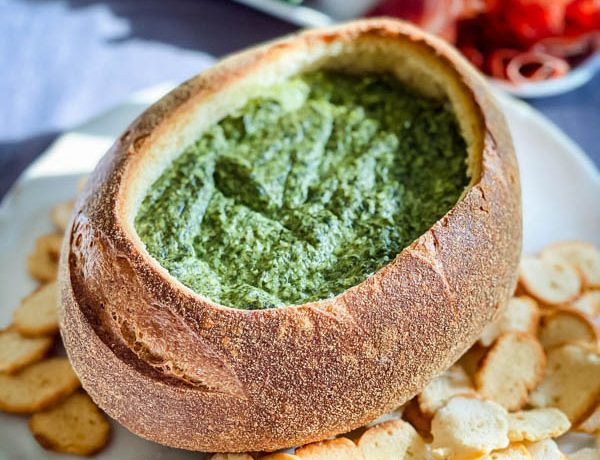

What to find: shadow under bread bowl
left=58, top=19, right=521, bottom=453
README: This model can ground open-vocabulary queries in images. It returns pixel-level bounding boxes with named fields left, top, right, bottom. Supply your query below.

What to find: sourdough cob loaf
left=59, top=19, right=521, bottom=452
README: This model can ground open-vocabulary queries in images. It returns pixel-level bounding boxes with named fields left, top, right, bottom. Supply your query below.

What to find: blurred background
left=1, top=0, right=598, bottom=198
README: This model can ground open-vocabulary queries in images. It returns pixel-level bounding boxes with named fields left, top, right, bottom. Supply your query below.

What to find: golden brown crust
left=59, top=19, right=521, bottom=452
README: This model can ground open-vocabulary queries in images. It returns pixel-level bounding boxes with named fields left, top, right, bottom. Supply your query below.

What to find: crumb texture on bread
left=59, top=18, right=521, bottom=452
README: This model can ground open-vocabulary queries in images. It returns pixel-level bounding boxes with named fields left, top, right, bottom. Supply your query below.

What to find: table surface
left=1, top=0, right=598, bottom=200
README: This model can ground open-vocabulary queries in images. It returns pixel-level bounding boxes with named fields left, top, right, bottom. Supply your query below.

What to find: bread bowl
left=59, top=18, right=521, bottom=453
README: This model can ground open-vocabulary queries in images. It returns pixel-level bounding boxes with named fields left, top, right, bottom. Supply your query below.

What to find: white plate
left=232, top=0, right=379, bottom=26
left=0, top=84, right=598, bottom=459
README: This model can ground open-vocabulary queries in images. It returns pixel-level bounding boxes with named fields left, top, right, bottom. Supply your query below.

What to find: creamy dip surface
left=135, top=71, right=469, bottom=310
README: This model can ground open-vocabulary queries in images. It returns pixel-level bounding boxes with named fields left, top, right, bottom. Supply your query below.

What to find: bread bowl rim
left=114, top=19, right=485, bottom=313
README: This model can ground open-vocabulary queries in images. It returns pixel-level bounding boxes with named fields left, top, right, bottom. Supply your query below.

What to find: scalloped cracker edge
left=529, top=343, right=600, bottom=424
left=475, top=333, right=545, bottom=410
left=507, top=408, right=570, bottom=442
left=519, top=256, right=581, bottom=306
left=431, top=396, right=509, bottom=460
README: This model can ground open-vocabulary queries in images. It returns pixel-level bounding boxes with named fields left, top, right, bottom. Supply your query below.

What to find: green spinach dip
left=135, top=71, right=469, bottom=310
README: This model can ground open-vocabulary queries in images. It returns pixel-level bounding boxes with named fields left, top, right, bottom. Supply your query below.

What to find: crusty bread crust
left=59, top=19, right=521, bottom=452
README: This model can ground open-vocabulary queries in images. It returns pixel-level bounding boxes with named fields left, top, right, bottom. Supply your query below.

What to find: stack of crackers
left=0, top=196, right=110, bottom=456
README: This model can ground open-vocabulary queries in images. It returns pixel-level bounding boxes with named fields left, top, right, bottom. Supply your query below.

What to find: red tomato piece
left=566, top=0, right=600, bottom=32
left=505, top=2, right=567, bottom=46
